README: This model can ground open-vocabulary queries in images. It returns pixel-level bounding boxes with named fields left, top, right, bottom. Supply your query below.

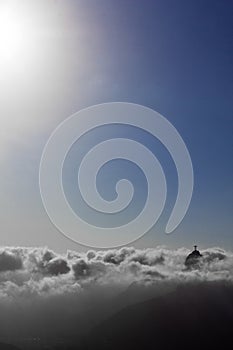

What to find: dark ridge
left=0, top=343, right=21, bottom=350
left=81, top=282, right=233, bottom=350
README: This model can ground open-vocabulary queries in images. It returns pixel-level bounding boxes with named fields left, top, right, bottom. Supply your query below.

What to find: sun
left=0, top=4, right=30, bottom=63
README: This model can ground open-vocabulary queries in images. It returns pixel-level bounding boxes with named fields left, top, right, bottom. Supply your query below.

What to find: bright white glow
left=0, top=0, right=85, bottom=135
left=0, top=6, right=29, bottom=62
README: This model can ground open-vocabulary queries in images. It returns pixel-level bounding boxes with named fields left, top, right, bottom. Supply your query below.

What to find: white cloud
left=0, top=246, right=232, bottom=339
left=0, top=246, right=232, bottom=298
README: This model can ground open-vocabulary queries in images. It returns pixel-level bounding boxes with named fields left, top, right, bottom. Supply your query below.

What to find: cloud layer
left=0, top=246, right=232, bottom=339
left=0, top=246, right=232, bottom=299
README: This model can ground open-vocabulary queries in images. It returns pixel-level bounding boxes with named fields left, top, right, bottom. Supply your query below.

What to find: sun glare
left=0, top=5, right=30, bottom=63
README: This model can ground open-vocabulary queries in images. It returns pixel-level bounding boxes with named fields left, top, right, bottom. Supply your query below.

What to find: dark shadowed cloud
left=0, top=250, right=23, bottom=272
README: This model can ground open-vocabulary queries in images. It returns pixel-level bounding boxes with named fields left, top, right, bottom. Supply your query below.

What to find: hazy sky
left=0, top=0, right=232, bottom=252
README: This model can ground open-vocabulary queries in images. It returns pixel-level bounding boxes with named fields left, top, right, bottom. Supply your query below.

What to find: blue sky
left=0, top=0, right=232, bottom=251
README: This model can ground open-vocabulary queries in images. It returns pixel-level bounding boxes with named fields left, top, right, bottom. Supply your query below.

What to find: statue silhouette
left=185, top=245, right=202, bottom=268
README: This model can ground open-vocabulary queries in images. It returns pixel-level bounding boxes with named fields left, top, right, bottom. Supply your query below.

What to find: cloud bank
left=0, top=246, right=232, bottom=340
left=0, top=246, right=232, bottom=299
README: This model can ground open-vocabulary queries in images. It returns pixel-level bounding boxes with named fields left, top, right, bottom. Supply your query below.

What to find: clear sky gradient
left=0, top=0, right=232, bottom=252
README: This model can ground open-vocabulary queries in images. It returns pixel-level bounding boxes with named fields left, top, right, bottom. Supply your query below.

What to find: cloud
left=0, top=249, right=23, bottom=272
left=31, top=249, right=70, bottom=276
left=0, top=245, right=232, bottom=340
left=44, top=257, right=70, bottom=276
left=0, top=245, right=232, bottom=298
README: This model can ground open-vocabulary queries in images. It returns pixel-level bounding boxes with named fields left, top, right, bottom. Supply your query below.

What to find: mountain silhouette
left=81, top=282, right=233, bottom=350
left=0, top=343, right=21, bottom=350
left=185, top=245, right=203, bottom=268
